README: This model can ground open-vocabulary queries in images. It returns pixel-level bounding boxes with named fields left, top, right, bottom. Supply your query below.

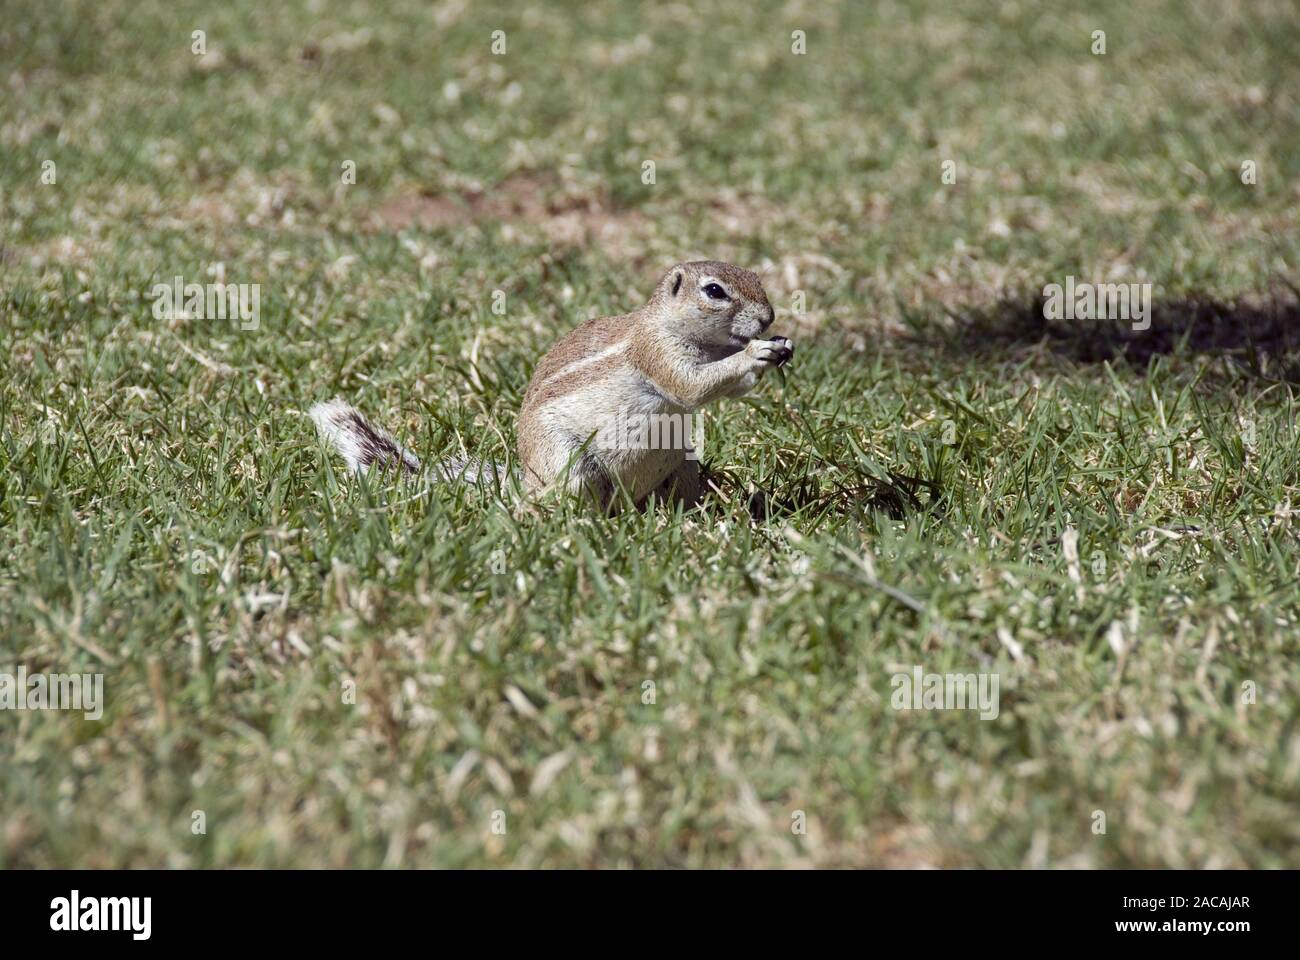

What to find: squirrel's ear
left=671, top=272, right=683, bottom=296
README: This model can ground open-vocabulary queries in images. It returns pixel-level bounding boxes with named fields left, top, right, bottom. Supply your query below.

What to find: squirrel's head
left=651, top=260, right=775, bottom=348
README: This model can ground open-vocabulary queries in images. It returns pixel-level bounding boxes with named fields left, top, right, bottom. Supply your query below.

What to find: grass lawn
left=1, top=0, right=1298, bottom=867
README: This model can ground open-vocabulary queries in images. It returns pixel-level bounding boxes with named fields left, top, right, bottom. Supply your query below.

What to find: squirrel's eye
left=702, top=283, right=729, bottom=301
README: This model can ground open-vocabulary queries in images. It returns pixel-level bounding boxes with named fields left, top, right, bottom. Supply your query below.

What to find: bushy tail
left=309, top=398, right=509, bottom=484
left=309, top=399, right=421, bottom=475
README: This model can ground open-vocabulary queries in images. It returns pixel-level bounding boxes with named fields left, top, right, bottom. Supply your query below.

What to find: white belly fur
left=538, top=369, right=689, bottom=501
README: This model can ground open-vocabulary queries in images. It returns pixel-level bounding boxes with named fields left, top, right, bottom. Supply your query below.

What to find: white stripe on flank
left=539, top=340, right=629, bottom=388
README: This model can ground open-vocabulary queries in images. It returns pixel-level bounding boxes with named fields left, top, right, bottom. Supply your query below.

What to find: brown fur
left=522, top=313, right=635, bottom=407
left=516, top=261, right=789, bottom=508
left=312, top=262, right=791, bottom=512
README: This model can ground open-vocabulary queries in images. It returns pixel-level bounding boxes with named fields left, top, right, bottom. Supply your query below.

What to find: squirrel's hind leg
left=565, top=452, right=619, bottom=514
left=640, top=458, right=705, bottom=510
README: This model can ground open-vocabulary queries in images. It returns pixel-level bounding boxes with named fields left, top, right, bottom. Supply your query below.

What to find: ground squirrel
left=311, top=260, right=793, bottom=510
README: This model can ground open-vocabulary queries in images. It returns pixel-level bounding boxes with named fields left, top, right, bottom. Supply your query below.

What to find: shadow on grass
left=700, top=286, right=1300, bottom=525
left=703, top=465, right=939, bottom=523
left=749, top=472, right=941, bottom=522
left=931, top=284, right=1300, bottom=384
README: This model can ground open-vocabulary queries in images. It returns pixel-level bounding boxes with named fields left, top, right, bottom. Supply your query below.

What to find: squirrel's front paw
left=748, top=336, right=795, bottom=368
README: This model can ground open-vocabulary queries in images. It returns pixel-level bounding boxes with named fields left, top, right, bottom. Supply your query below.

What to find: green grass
left=1, top=0, right=1298, bottom=867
